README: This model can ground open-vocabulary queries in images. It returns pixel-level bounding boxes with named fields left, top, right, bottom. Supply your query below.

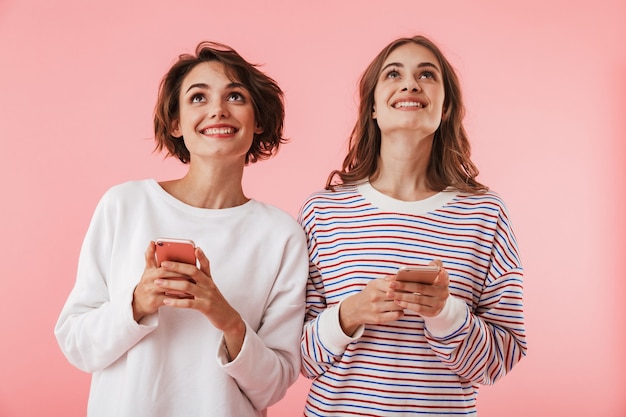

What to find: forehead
left=181, top=61, right=239, bottom=89
left=382, top=42, right=440, bottom=68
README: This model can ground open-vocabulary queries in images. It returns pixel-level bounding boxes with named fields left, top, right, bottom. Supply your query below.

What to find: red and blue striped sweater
left=297, top=182, right=527, bottom=416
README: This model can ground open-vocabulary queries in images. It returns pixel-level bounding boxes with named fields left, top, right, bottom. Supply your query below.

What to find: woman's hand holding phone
left=132, top=239, right=197, bottom=322
left=156, top=243, right=246, bottom=361
left=338, top=278, right=405, bottom=336
left=388, top=260, right=450, bottom=317
left=131, top=239, right=245, bottom=359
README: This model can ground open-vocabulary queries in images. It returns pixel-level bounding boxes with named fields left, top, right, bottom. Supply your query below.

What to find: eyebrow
left=185, top=82, right=246, bottom=94
left=381, top=61, right=441, bottom=73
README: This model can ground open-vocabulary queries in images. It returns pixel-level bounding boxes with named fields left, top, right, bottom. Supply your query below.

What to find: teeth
left=394, top=101, right=423, bottom=108
left=202, top=127, right=236, bottom=135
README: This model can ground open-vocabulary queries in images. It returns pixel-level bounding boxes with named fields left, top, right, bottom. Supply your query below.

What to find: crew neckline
left=145, top=179, right=255, bottom=217
left=357, top=182, right=458, bottom=215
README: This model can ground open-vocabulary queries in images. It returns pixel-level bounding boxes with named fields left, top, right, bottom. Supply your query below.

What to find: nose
left=401, top=76, right=420, bottom=92
left=208, top=100, right=229, bottom=119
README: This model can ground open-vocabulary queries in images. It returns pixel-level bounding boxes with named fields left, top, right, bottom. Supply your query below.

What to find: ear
left=254, top=123, right=263, bottom=135
left=441, top=106, right=449, bottom=122
left=372, top=105, right=377, bottom=120
left=171, top=119, right=182, bottom=138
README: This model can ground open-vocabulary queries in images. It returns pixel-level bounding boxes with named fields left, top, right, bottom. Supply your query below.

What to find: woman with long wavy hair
left=298, top=35, right=527, bottom=416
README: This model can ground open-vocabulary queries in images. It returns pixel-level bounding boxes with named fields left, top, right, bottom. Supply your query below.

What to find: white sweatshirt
left=55, top=179, right=308, bottom=417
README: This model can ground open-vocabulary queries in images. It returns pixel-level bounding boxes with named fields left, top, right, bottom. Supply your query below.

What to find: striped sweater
left=297, top=182, right=527, bottom=416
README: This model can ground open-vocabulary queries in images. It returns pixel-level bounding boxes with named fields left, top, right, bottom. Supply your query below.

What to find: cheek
left=242, top=109, right=259, bottom=130
left=181, top=110, right=206, bottom=130
left=430, top=92, right=445, bottom=116
left=436, top=87, right=446, bottom=107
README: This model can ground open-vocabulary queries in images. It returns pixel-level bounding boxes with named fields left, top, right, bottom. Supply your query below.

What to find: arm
left=300, top=277, right=364, bottom=379
left=298, top=206, right=351, bottom=378
left=423, top=204, right=527, bottom=385
left=157, top=228, right=309, bottom=410
left=54, top=191, right=157, bottom=373
left=218, top=229, right=309, bottom=410
left=297, top=207, right=405, bottom=378
left=300, top=268, right=406, bottom=378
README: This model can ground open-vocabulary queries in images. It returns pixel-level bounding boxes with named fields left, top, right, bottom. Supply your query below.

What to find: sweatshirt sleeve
left=423, top=201, right=527, bottom=385
left=54, top=190, right=156, bottom=373
left=297, top=203, right=363, bottom=379
left=217, top=225, right=309, bottom=410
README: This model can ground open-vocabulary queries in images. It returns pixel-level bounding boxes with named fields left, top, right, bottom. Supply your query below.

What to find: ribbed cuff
left=317, top=300, right=364, bottom=354
left=423, top=296, right=468, bottom=338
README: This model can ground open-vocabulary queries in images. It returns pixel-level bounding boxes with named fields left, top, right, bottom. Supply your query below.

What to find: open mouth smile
left=201, top=127, right=238, bottom=135
left=392, top=100, right=425, bottom=109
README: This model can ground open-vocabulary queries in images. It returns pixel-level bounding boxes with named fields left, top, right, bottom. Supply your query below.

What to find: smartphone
left=155, top=238, right=197, bottom=298
left=155, top=238, right=197, bottom=266
left=396, top=265, right=440, bottom=284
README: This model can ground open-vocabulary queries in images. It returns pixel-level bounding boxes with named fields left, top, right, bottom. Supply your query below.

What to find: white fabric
left=55, top=179, right=308, bottom=417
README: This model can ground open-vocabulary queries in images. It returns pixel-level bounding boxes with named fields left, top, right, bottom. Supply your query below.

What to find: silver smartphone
left=396, top=265, right=440, bottom=284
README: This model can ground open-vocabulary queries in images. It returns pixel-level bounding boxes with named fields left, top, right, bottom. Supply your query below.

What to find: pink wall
left=1, top=0, right=624, bottom=415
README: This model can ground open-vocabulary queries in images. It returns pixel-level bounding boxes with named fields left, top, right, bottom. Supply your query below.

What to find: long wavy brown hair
left=326, top=35, right=487, bottom=193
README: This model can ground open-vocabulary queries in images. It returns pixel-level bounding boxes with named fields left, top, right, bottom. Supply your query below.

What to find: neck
left=160, top=161, right=248, bottom=209
left=370, top=132, right=437, bottom=201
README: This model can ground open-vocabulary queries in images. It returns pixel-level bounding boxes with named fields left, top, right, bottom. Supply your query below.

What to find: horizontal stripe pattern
left=298, top=186, right=527, bottom=416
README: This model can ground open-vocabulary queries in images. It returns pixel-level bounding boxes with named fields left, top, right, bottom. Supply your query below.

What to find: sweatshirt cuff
left=423, top=295, right=468, bottom=338
left=123, top=285, right=158, bottom=329
left=216, top=321, right=250, bottom=368
left=317, top=300, right=364, bottom=355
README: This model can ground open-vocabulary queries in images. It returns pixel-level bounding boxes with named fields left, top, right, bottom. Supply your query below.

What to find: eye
left=419, top=71, right=436, bottom=80
left=384, top=68, right=401, bottom=79
left=227, top=92, right=245, bottom=102
left=191, top=93, right=206, bottom=103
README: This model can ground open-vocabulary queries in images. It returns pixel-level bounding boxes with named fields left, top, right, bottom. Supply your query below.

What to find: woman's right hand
left=132, top=241, right=191, bottom=322
left=338, top=277, right=405, bottom=336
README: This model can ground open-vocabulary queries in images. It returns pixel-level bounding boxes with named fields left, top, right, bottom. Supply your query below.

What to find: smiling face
left=372, top=42, right=445, bottom=141
left=171, top=61, right=262, bottom=164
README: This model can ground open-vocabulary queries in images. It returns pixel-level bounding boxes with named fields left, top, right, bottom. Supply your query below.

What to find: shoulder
left=248, top=202, right=308, bottom=251
left=249, top=200, right=303, bottom=235
left=102, top=179, right=151, bottom=199
left=449, top=190, right=517, bottom=231
left=299, top=185, right=363, bottom=212
left=96, top=179, right=153, bottom=209
left=451, top=190, right=511, bottom=213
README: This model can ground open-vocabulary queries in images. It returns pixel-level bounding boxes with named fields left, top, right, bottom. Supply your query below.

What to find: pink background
left=1, top=0, right=625, bottom=415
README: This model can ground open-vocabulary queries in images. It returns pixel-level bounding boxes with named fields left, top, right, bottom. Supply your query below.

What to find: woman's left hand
left=156, top=247, right=246, bottom=360
left=388, top=259, right=450, bottom=317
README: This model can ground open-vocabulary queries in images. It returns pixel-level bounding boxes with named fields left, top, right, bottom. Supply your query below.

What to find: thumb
left=196, top=247, right=212, bottom=278
left=145, top=241, right=158, bottom=268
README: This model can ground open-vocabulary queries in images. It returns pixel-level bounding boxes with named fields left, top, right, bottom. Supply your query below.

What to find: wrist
left=131, top=287, right=147, bottom=323
left=338, top=295, right=361, bottom=336
left=223, top=317, right=246, bottom=361
left=225, top=317, right=246, bottom=340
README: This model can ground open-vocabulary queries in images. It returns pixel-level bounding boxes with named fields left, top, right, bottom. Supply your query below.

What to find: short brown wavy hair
left=154, top=41, right=286, bottom=164
left=327, top=35, right=487, bottom=193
